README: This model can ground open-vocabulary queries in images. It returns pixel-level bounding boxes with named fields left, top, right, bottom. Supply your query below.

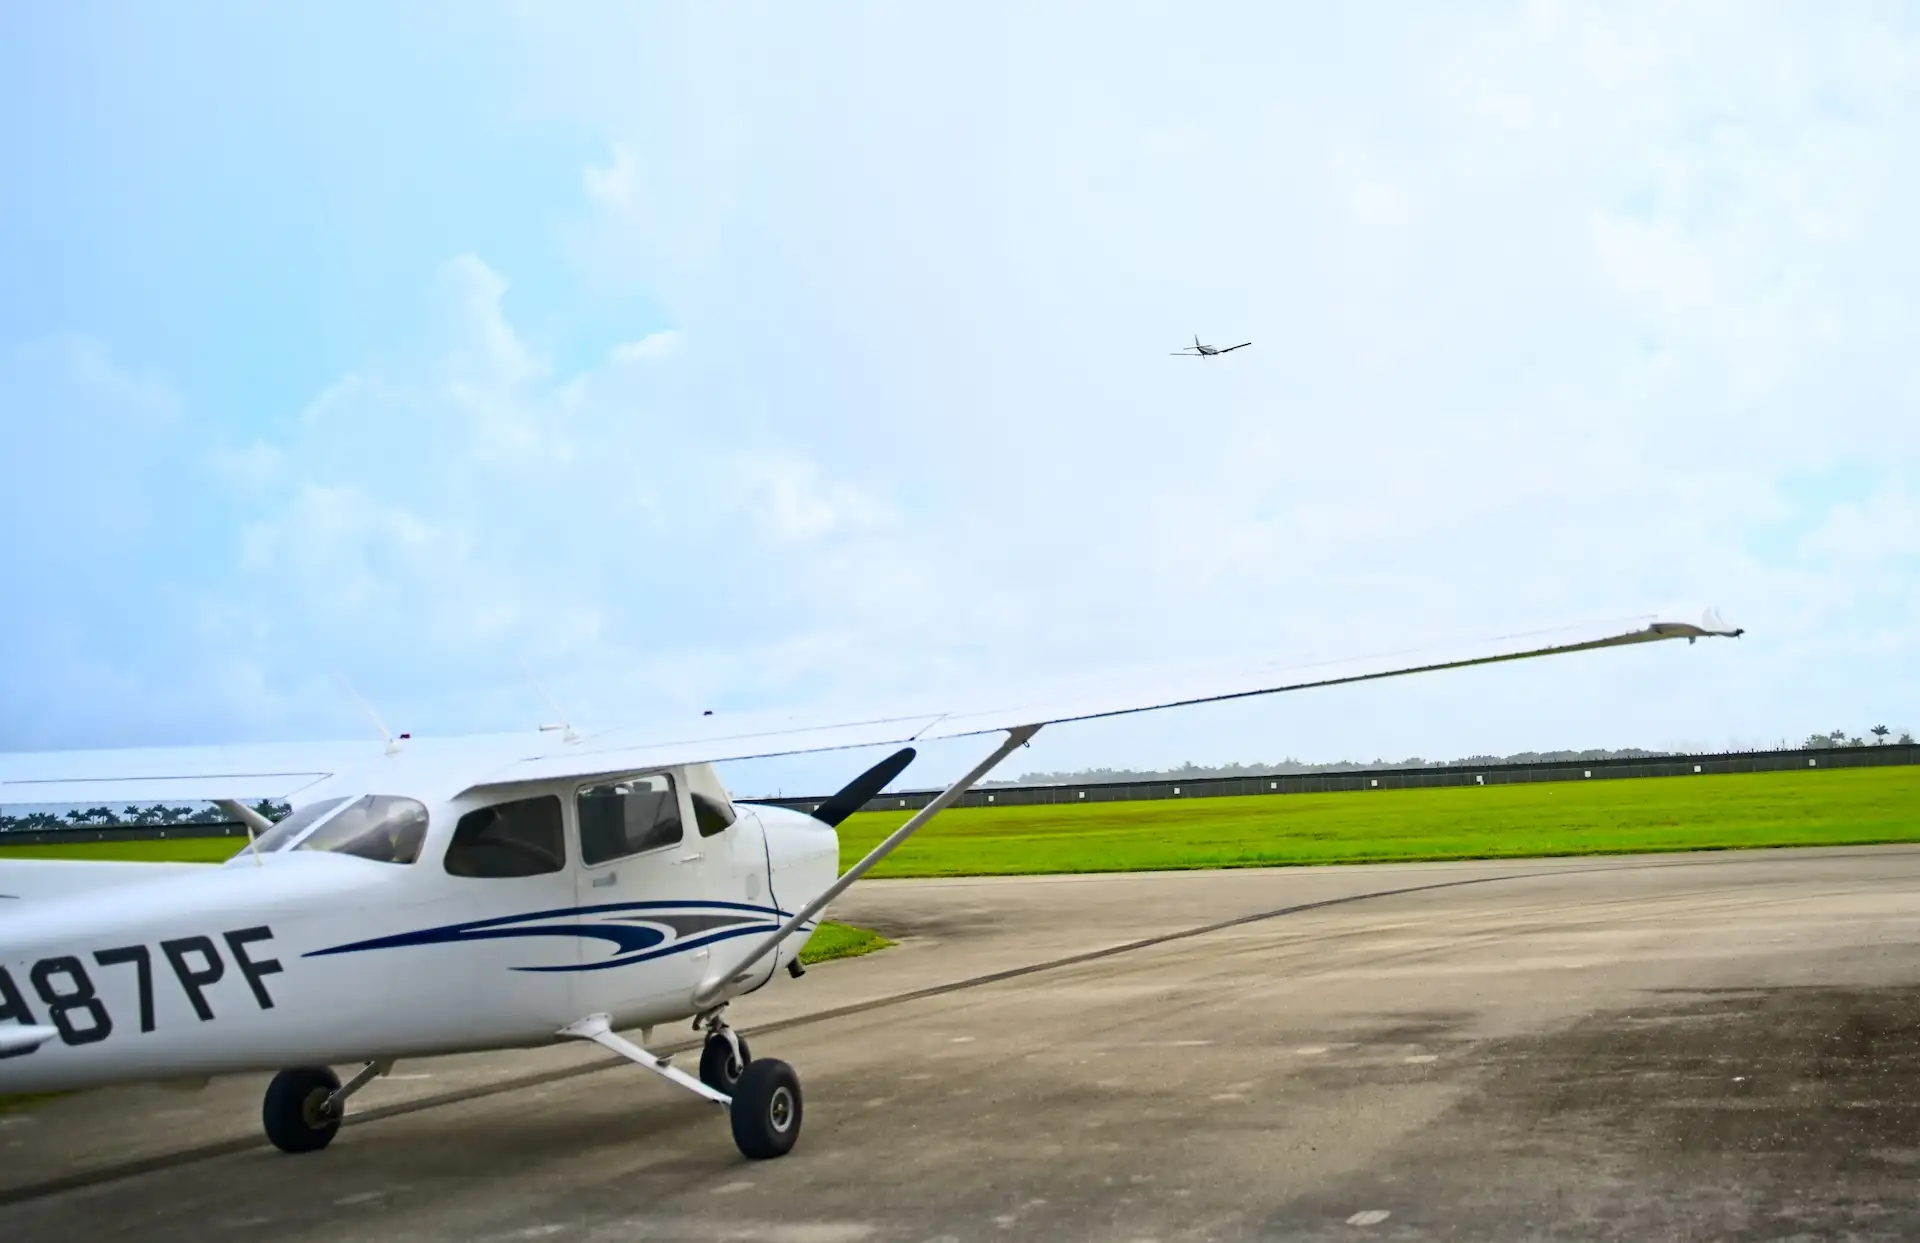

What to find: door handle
left=676, top=852, right=703, bottom=864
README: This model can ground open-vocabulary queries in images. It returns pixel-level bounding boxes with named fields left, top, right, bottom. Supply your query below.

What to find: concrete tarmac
left=5, top=845, right=1920, bottom=1241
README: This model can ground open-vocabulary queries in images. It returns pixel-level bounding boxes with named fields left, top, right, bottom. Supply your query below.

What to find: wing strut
left=691, top=723, right=1042, bottom=1010
left=0, top=1025, right=60, bottom=1057
left=215, top=798, right=271, bottom=866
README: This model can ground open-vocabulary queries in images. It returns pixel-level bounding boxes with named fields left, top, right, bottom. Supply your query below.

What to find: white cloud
left=206, top=439, right=285, bottom=491
left=8, top=333, right=181, bottom=422
left=433, top=253, right=546, bottom=389
left=608, top=329, right=684, bottom=364
left=582, top=141, right=638, bottom=212
left=735, top=453, right=893, bottom=544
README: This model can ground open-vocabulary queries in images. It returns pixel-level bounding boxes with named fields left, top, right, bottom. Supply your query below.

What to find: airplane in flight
left=0, top=612, right=1742, bottom=1161
left=1171, top=334, right=1250, bottom=356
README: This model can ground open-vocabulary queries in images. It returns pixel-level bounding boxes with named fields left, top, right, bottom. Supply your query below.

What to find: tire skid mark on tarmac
left=6, top=846, right=1919, bottom=1206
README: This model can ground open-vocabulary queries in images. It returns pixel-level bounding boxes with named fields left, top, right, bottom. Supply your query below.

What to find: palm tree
left=1872, top=725, right=1890, bottom=744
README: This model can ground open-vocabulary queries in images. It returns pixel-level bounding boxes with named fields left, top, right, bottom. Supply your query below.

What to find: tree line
left=0, top=800, right=292, bottom=833
left=994, top=728, right=1914, bottom=787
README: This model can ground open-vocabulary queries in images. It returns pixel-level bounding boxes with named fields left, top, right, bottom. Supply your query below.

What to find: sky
left=2, top=1, right=1917, bottom=798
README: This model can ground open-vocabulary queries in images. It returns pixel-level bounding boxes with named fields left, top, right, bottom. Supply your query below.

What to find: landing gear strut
left=559, top=1012, right=804, bottom=1160
left=262, top=1059, right=390, bottom=1153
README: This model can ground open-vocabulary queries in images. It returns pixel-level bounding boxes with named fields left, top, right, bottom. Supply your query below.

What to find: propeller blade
left=807, top=746, right=917, bottom=826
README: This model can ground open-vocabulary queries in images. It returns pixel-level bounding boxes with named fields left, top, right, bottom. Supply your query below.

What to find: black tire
left=699, top=1032, right=752, bottom=1093
left=729, top=1057, right=802, bottom=1159
left=262, top=1066, right=343, bottom=1154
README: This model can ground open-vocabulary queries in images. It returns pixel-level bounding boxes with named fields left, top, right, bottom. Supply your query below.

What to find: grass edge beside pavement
left=797, top=920, right=896, bottom=964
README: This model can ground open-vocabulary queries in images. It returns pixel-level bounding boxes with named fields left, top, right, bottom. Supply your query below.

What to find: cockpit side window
left=293, top=795, right=430, bottom=864
left=683, top=762, right=738, bottom=838
left=445, top=796, right=566, bottom=878
left=577, top=773, right=682, bottom=866
left=692, top=792, right=735, bottom=838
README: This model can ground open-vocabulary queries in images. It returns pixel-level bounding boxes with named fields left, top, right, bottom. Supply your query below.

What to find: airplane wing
left=0, top=610, right=1740, bottom=808
left=1218, top=342, right=1250, bottom=352
left=0, top=857, right=208, bottom=902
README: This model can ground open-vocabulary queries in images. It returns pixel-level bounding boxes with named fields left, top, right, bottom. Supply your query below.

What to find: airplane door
left=434, top=792, right=583, bottom=1036
left=570, top=769, right=739, bottom=1025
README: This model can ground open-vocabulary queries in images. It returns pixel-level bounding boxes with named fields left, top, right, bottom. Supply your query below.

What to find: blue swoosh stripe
left=428, top=897, right=797, bottom=935
left=303, top=899, right=817, bottom=974
left=304, top=920, right=669, bottom=960
left=516, top=920, right=817, bottom=974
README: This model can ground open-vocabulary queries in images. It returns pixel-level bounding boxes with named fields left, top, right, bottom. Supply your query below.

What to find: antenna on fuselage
left=339, top=677, right=404, bottom=755
left=523, top=662, right=581, bottom=743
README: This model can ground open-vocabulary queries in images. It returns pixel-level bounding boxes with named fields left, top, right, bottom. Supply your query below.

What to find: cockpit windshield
left=234, top=794, right=430, bottom=865
left=245, top=797, right=350, bottom=854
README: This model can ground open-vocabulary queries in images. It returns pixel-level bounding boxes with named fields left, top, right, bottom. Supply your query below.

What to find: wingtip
left=1645, top=608, right=1746, bottom=641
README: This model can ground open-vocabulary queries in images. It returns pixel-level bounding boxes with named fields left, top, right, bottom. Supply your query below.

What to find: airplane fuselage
left=0, top=784, right=837, bottom=1094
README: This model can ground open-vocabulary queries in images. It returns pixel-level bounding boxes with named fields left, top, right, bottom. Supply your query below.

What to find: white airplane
left=0, top=612, right=1742, bottom=1160
left=1171, top=333, right=1250, bottom=356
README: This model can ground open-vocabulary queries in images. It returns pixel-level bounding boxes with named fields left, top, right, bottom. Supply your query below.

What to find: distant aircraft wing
left=1218, top=342, right=1250, bottom=352
left=0, top=611, right=1742, bottom=806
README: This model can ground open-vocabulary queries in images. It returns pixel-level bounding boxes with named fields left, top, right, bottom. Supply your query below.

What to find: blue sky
left=3, top=2, right=1917, bottom=796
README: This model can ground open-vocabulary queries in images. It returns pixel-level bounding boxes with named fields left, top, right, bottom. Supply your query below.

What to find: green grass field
left=0, top=837, right=245, bottom=864
left=833, top=765, right=1920, bottom=877
left=6, top=765, right=1915, bottom=891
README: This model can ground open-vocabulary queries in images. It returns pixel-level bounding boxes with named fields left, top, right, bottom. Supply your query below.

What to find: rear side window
left=445, top=796, right=565, bottom=878
left=577, top=773, right=682, bottom=865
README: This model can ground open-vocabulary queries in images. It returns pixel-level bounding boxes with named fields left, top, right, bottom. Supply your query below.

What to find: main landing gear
left=697, top=1010, right=752, bottom=1094
left=559, top=1009, right=803, bottom=1160
left=262, top=1059, right=391, bottom=1153
left=259, top=1013, right=802, bottom=1161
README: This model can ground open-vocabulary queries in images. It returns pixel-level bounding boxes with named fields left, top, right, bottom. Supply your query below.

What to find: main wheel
left=729, top=1058, right=802, bottom=1159
left=262, top=1066, right=343, bottom=1154
left=699, top=1031, right=753, bottom=1093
